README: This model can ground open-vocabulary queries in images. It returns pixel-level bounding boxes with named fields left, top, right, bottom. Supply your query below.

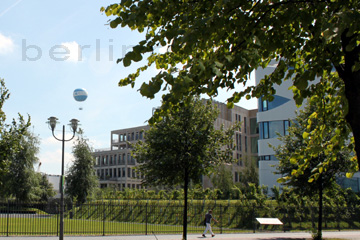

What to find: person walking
left=202, top=209, right=218, bottom=237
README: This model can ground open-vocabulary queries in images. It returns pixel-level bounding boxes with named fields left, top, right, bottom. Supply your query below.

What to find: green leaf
left=302, top=132, right=309, bottom=139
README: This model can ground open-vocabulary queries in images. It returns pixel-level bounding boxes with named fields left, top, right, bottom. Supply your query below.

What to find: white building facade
left=255, top=62, right=299, bottom=194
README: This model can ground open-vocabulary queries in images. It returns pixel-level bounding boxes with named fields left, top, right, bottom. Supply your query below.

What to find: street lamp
left=47, top=117, right=79, bottom=240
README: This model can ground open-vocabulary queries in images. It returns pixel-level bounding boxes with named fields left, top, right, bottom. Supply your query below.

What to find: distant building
left=93, top=125, right=149, bottom=190
left=255, top=61, right=299, bottom=195
left=46, top=174, right=61, bottom=198
left=93, top=100, right=258, bottom=190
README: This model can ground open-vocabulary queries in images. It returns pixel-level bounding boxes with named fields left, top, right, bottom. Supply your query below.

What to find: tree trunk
left=183, top=169, right=189, bottom=240
left=343, top=74, right=360, bottom=169
left=317, top=177, right=323, bottom=240
left=338, top=29, right=360, bottom=169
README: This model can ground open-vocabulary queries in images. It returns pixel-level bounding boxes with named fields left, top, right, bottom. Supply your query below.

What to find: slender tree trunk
left=317, top=177, right=323, bottom=240
left=183, top=169, right=189, bottom=240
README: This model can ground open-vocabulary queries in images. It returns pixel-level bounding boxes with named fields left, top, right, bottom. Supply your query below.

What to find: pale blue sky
left=0, top=0, right=257, bottom=175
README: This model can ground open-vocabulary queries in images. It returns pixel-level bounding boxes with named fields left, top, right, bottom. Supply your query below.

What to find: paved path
left=1, top=231, right=359, bottom=240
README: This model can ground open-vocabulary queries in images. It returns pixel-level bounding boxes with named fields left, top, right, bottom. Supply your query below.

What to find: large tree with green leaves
left=275, top=81, right=355, bottom=239
left=101, top=1, right=360, bottom=168
left=0, top=78, right=42, bottom=201
left=133, top=96, right=236, bottom=240
left=65, top=130, right=98, bottom=203
left=0, top=120, right=42, bottom=201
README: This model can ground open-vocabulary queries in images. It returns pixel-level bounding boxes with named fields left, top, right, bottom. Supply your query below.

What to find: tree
left=275, top=83, right=355, bottom=240
left=35, top=173, right=56, bottom=202
left=65, top=129, right=98, bottom=203
left=101, top=1, right=360, bottom=168
left=132, top=96, right=236, bottom=240
left=211, top=165, right=233, bottom=199
left=0, top=120, right=41, bottom=201
left=0, top=79, right=31, bottom=186
left=236, top=164, right=259, bottom=193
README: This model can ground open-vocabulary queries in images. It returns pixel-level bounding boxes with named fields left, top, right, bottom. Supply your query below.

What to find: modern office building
left=93, top=125, right=149, bottom=189
left=93, top=101, right=258, bottom=190
left=255, top=61, right=299, bottom=195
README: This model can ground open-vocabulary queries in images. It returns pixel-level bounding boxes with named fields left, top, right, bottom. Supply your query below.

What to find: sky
left=0, top=0, right=257, bottom=175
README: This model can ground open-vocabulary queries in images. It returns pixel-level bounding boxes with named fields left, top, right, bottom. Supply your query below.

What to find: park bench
left=256, top=218, right=284, bottom=232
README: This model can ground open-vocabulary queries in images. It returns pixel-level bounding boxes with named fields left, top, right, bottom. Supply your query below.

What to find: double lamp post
left=47, top=117, right=79, bottom=240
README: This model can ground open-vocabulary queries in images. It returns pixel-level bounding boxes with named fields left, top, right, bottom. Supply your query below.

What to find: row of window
left=112, top=131, right=144, bottom=143
left=259, top=155, right=277, bottom=161
left=100, top=183, right=143, bottom=190
left=95, top=153, right=136, bottom=166
left=97, top=167, right=142, bottom=180
left=260, top=120, right=290, bottom=139
left=235, top=133, right=259, bottom=154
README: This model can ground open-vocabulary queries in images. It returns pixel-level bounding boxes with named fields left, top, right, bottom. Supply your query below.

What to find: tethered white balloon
left=73, top=88, right=88, bottom=110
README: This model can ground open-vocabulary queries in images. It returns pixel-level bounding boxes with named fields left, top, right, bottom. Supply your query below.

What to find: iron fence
left=0, top=200, right=360, bottom=236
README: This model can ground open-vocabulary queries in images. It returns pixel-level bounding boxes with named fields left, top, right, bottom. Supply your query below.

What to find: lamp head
left=69, top=119, right=79, bottom=133
left=47, top=116, right=58, bottom=131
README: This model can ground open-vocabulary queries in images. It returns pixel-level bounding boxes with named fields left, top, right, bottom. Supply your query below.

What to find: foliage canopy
left=102, top=1, right=360, bottom=167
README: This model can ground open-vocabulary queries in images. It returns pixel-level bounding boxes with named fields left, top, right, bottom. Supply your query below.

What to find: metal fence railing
left=1, top=200, right=360, bottom=236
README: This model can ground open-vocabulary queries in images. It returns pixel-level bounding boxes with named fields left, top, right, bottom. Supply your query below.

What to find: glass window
left=250, top=118, right=259, bottom=134
left=262, top=99, right=268, bottom=111
left=269, top=121, right=284, bottom=138
left=251, top=136, right=259, bottom=153
left=245, top=136, right=248, bottom=152
left=284, top=120, right=290, bottom=135
left=262, top=122, right=269, bottom=139
left=244, top=117, right=247, bottom=133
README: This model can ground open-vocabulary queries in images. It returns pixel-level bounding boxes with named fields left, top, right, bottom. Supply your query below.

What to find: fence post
left=6, top=200, right=9, bottom=237
left=56, top=203, right=59, bottom=236
left=252, top=206, right=256, bottom=233
left=103, top=202, right=106, bottom=236
left=219, top=205, right=223, bottom=234
left=145, top=201, right=148, bottom=235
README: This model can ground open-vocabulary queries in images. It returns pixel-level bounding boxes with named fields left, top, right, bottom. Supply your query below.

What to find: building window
left=235, top=114, right=241, bottom=131
left=244, top=136, right=248, bottom=152
left=284, top=120, right=290, bottom=135
left=262, top=122, right=269, bottom=139
left=250, top=118, right=259, bottom=134
left=244, top=117, right=247, bottom=133
left=236, top=153, right=242, bottom=166
left=262, top=98, right=268, bottom=111
left=235, top=172, right=239, bottom=182
left=251, top=136, right=259, bottom=154
left=269, top=120, right=285, bottom=138
left=236, top=133, right=242, bottom=151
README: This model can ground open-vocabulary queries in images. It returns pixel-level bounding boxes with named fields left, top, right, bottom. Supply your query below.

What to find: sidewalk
left=1, top=231, right=359, bottom=240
